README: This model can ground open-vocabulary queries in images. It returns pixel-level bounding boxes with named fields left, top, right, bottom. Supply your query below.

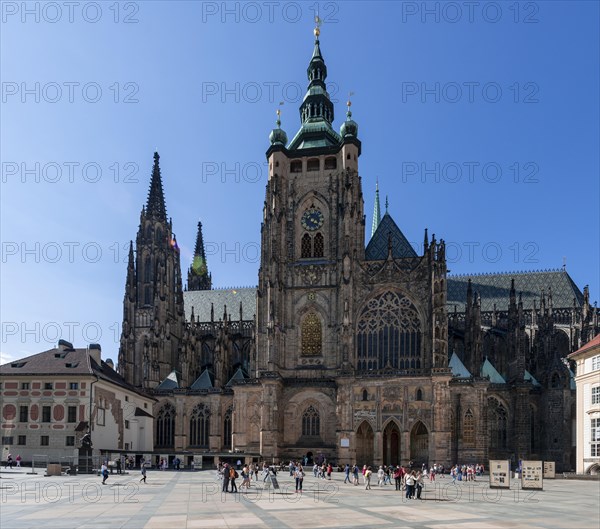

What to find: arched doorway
left=383, top=421, right=401, bottom=465
left=356, top=421, right=374, bottom=466
left=410, top=421, right=429, bottom=466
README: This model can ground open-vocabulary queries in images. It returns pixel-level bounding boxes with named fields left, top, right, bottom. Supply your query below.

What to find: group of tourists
left=449, top=463, right=484, bottom=483
left=3, top=454, right=22, bottom=469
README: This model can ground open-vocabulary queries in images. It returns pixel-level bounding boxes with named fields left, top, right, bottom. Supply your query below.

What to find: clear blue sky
left=1, top=1, right=599, bottom=360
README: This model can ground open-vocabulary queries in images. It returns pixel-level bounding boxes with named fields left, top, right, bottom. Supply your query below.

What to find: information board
left=340, top=438, right=350, bottom=448
left=521, top=460, right=543, bottom=490
left=489, top=460, right=510, bottom=488
left=192, top=455, right=203, bottom=470
left=543, top=461, right=555, bottom=479
left=264, top=474, right=280, bottom=490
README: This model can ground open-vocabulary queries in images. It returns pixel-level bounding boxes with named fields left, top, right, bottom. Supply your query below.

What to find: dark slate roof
left=156, top=370, right=180, bottom=390
left=0, top=347, right=155, bottom=400
left=190, top=369, right=213, bottom=390
left=183, top=287, right=257, bottom=322
left=226, top=366, right=248, bottom=387
left=447, top=270, right=584, bottom=312
left=365, top=213, right=418, bottom=260
left=134, top=407, right=154, bottom=418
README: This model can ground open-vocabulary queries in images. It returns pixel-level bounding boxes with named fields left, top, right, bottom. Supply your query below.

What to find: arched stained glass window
left=488, top=398, right=507, bottom=449
left=190, top=404, right=210, bottom=447
left=302, top=405, right=320, bottom=437
left=313, top=233, right=324, bottom=257
left=301, top=313, right=322, bottom=356
left=301, top=234, right=312, bottom=258
left=223, top=406, right=232, bottom=450
left=156, top=403, right=175, bottom=448
left=463, top=409, right=475, bottom=446
left=356, top=292, right=422, bottom=371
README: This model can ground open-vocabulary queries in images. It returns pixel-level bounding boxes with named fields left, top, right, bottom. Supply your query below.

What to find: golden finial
left=314, top=14, right=322, bottom=37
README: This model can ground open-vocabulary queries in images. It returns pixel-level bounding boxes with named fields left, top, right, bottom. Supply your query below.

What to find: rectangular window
left=591, top=418, right=600, bottom=457
left=42, top=406, right=51, bottom=423
left=40, top=436, right=49, bottom=446
left=97, top=408, right=105, bottom=426
left=20, top=406, right=29, bottom=423
left=1, top=437, right=13, bottom=445
left=66, top=436, right=75, bottom=446
left=125, top=420, right=130, bottom=429
left=593, top=387, right=600, bottom=405
left=44, top=382, right=53, bottom=390
left=18, top=435, right=26, bottom=446
left=21, top=382, right=30, bottom=390
left=69, top=382, right=79, bottom=390
left=592, top=355, right=600, bottom=372
left=125, top=396, right=129, bottom=402
left=67, top=406, right=77, bottom=423
left=124, top=442, right=130, bottom=450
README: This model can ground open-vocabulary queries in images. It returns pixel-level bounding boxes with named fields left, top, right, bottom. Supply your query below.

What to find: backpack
left=234, top=470, right=239, bottom=479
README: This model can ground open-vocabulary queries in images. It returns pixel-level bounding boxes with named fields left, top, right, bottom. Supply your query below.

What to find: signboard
left=264, top=474, right=280, bottom=490
left=340, top=438, right=350, bottom=448
left=521, top=460, right=543, bottom=490
left=543, top=461, right=555, bottom=479
left=193, top=455, right=203, bottom=470
left=489, top=460, right=510, bottom=489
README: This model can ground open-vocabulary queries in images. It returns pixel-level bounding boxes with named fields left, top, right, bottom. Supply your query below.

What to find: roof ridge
left=448, top=268, right=563, bottom=278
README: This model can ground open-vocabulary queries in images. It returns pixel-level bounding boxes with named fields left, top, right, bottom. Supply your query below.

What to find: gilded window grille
left=301, top=312, right=322, bottom=355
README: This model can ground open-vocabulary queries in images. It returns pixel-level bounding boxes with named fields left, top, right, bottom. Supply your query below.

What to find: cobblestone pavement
left=0, top=468, right=598, bottom=529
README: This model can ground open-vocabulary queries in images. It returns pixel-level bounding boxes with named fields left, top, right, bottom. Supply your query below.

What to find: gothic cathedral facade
left=118, top=31, right=598, bottom=471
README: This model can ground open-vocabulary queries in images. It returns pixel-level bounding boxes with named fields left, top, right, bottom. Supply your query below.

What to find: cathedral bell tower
left=257, top=21, right=364, bottom=380
left=118, top=152, right=185, bottom=388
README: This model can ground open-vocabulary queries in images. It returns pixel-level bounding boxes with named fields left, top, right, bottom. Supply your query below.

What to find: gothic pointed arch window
left=301, top=312, right=322, bottom=356
left=155, top=403, right=175, bottom=448
left=416, top=388, right=423, bottom=401
left=301, top=234, right=312, bottom=258
left=223, top=405, right=233, bottom=450
left=144, top=256, right=152, bottom=282
left=463, top=409, right=475, bottom=446
left=302, top=405, right=320, bottom=437
left=190, top=404, right=210, bottom=447
left=356, top=291, right=422, bottom=372
left=313, top=233, right=324, bottom=257
left=488, top=398, right=507, bottom=450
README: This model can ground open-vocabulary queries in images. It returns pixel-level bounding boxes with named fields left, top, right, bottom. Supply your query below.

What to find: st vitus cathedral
left=117, top=27, right=598, bottom=472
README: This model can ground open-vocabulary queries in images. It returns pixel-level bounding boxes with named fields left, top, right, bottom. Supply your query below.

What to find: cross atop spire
left=146, top=152, right=167, bottom=221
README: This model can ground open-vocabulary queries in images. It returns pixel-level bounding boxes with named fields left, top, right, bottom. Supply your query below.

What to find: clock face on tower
left=301, top=208, right=324, bottom=231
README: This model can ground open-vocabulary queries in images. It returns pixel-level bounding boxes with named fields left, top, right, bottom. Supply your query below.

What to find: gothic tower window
left=144, top=256, right=152, bottom=282
left=223, top=406, right=232, bottom=450
left=463, top=409, right=475, bottom=446
left=301, top=234, right=312, bottom=258
left=362, top=389, right=368, bottom=401
left=190, top=404, right=210, bottom=447
left=307, top=159, right=320, bottom=172
left=356, top=291, right=422, bottom=372
left=301, top=313, right=322, bottom=356
left=488, top=398, right=507, bottom=449
left=313, top=233, right=324, bottom=258
left=416, top=388, right=423, bottom=401
left=301, top=405, right=320, bottom=437
left=156, top=403, right=175, bottom=448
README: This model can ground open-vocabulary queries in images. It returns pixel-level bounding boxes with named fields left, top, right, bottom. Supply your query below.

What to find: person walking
left=222, top=464, right=230, bottom=492
left=15, top=454, right=21, bottom=468
left=140, top=465, right=147, bottom=483
left=405, top=471, right=415, bottom=499
left=344, top=464, right=351, bottom=484
left=377, top=466, right=385, bottom=487
left=294, top=464, right=305, bottom=493
left=353, top=464, right=360, bottom=486
left=364, top=466, right=373, bottom=490
left=101, top=462, right=109, bottom=485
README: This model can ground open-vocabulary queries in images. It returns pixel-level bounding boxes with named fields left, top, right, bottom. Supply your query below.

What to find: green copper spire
left=371, top=181, right=381, bottom=238
left=287, top=19, right=341, bottom=150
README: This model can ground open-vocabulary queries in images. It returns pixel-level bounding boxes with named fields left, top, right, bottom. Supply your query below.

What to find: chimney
left=105, top=358, right=115, bottom=370
left=88, top=343, right=102, bottom=365
left=58, top=339, right=74, bottom=351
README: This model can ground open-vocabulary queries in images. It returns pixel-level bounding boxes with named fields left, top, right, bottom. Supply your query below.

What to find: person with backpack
left=364, top=466, right=373, bottom=489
